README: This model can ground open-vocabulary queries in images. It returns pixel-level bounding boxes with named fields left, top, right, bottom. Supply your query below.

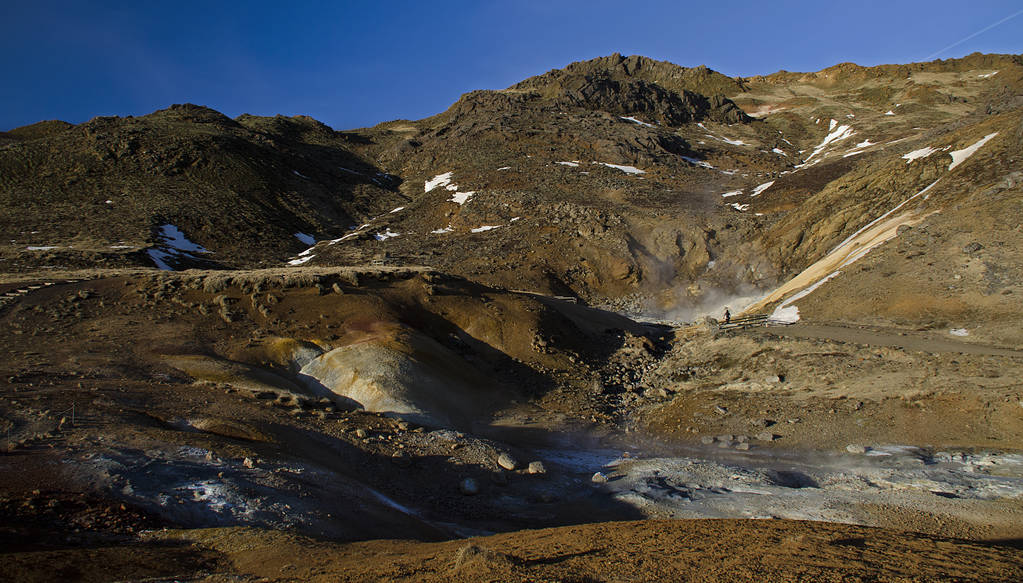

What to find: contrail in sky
left=926, top=8, right=1023, bottom=60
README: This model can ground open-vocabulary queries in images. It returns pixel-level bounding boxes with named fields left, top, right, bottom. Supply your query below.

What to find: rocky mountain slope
left=3, top=52, right=1023, bottom=581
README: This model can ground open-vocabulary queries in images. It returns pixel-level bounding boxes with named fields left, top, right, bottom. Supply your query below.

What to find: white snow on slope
left=157, top=224, right=209, bottom=253
left=26, top=245, right=59, bottom=251
left=425, top=172, right=454, bottom=192
left=978, top=71, right=998, bottom=79
left=800, top=124, right=855, bottom=165
left=292, top=170, right=309, bottom=179
left=884, top=110, right=895, bottom=116
left=721, top=190, right=743, bottom=198
left=829, top=180, right=940, bottom=256
left=772, top=148, right=787, bottom=156
left=374, top=229, right=401, bottom=241
left=948, top=133, right=998, bottom=170
left=471, top=225, right=501, bottom=233
left=730, top=202, right=749, bottom=212
left=902, top=146, right=940, bottom=163
left=287, top=255, right=315, bottom=266
left=770, top=305, right=800, bottom=324
left=750, top=181, right=775, bottom=197
left=599, top=163, right=645, bottom=175
left=450, top=191, right=475, bottom=205
left=294, top=232, right=315, bottom=245
left=829, top=119, right=838, bottom=131
left=769, top=270, right=844, bottom=323
left=721, top=137, right=746, bottom=146
left=949, top=328, right=970, bottom=337
left=557, top=161, right=580, bottom=167
left=843, top=140, right=876, bottom=158
left=389, top=206, right=405, bottom=214
left=431, top=226, right=453, bottom=234
left=620, top=116, right=654, bottom=127
left=682, top=156, right=714, bottom=169
left=497, top=166, right=511, bottom=171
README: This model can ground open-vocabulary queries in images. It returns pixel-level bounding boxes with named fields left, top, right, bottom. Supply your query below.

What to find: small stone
left=243, top=457, right=255, bottom=469
left=497, top=452, right=519, bottom=471
left=717, top=440, right=732, bottom=449
left=846, top=444, right=869, bottom=454
left=355, top=428, right=369, bottom=439
left=397, top=421, right=412, bottom=431
left=699, top=436, right=715, bottom=445
left=735, top=442, right=751, bottom=451
left=591, top=472, right=608, bottom=484
left=714, top=405, right=729, bottom=415
left=391, top=452, right=411, bottom=468
left=716, top=434, right=734, bottom=442
left=459, top=477, right=480, bottom=495
left=756, top=431, right=775, bottom=442
left=735, top=435, right=749, bottom=443
left=527, top=461, right=547, bottom=475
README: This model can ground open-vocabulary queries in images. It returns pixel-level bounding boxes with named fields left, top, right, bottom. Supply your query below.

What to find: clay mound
left=295, top=326, right=497, bottom=427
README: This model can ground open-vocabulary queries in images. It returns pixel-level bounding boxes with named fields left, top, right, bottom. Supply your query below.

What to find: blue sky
left=2, top=1, right=1020, bottom=131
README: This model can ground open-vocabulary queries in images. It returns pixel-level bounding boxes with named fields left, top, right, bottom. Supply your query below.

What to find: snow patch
left=721, top=190, right=743, bottom=198
left=620, top=116, right=654, bottom=128
left=599, top=163, right=645, bottom=175
left=425, top=172, right=453, bottom=192
left=978, top=71, right=998, bottom=79
left=287, top=255, right=315, bottom=266
left=374, top=229, right=401, bottom=241
left=750, top=181, right=775, bottom=197
left=902, top=146, right=940, bottom=163
left=156, top=224, right=209, bottom=254
left=450, top=191, right=475, bottom=205
left=884, top=110, right=895, bottom=116
left=431, top=226, right=453, bottom=234
left=769, top=305, right=800, bottom=324
left=471, top=225, right=501, bottom=233
left=829, top=119, right=838, bottom=131
left=682, top=156, right=714, bottom=169
left=389, top=206, right=405, bottom=214
left=949, top=328, right=969, bottom=337
left=730, top=203, right=750, bottom=212
left=497, top=166, right=511, bottom=171
left=292, top=170, right=310, bottom=179
left=772, top=148, right=786, bottom=156
left=556, top=161, right=580, bottom=167
left=721, top=137, right=746, bottom=146
left=948, top=133, right=998, bottom=170
left=294, top=232, right=315, bottom=245
left=800, top=124, right=854, bottom=165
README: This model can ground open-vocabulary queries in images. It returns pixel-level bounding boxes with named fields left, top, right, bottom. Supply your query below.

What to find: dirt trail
left=751, top=322, right=1023, bottom=357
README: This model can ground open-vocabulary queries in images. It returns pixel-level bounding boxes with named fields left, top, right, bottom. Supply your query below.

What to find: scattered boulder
left=846, top=444, right=869, bottom=454
left=497, top=452, right=519, bottom=471
left=527, top=461, right=547, bottom=475
left=591, top=472, right=608, bottom=484
left=756, top=431, right=776, bottom=442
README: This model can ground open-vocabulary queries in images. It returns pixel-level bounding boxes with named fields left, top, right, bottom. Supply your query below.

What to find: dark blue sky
left=2, top=1, right=1021, bottom=131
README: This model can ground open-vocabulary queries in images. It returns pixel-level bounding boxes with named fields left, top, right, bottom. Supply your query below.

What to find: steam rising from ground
left=632, top=282, right=768, bottom=325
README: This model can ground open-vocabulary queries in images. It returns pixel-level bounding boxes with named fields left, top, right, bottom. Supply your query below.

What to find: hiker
left=723, top=307, right=731, bottom=323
